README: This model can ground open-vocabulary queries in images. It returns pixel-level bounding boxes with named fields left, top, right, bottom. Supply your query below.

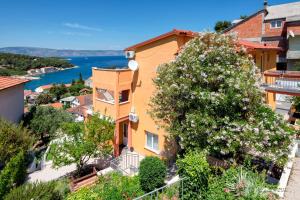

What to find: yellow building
left=92, top=30, right=282, bottom=158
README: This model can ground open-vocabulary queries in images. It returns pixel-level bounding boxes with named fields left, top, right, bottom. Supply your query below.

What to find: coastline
left=15, top=66, right=79, bottom=80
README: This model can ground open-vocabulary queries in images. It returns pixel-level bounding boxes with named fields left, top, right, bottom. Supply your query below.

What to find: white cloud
left=63, top=22, right=102, bottom=32
left=61, top=31, right=92, bottom=37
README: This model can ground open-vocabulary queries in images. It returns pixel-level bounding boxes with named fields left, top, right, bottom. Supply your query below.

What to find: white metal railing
left=133, top=177, right=188, bottom=200
left=110, top=152, right=140, bottom=176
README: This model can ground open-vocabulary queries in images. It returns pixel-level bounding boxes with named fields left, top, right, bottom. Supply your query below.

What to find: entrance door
left=122, top=123, right=128, bottom=146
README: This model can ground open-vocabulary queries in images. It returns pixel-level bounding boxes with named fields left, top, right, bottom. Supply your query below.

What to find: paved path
left=284, top=157, right=300, bottom=200
left=27, top=162, right=77, bottom=182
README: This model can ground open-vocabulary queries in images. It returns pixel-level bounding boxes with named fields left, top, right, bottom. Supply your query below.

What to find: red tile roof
left=76, top=94, right=93, bottom=106
left=238, top=40, right=283, bottom=51
left=125, top=29, right=196, bottom=51
left=48, top=102, right=63, bottom=109
left=0, top=76, right=29, bottom=91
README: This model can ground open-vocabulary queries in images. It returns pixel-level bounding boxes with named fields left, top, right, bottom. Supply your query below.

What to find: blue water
left=25, top=56, right=127, bottom=90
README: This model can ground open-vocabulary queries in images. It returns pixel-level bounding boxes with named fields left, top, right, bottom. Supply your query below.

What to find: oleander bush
left=139, top=156, right=167, bottom=192
left=150, top=32, right=294, bottom=166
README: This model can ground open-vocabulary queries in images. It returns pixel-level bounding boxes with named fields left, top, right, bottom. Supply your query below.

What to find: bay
left=25, top=56, right=127, bottom=91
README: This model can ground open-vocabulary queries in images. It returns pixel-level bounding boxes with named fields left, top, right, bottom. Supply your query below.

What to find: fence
left=133, top=177, right=188, bottom=200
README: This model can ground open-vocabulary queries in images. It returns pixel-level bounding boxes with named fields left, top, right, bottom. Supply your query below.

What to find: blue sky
left=0, top=0, right=296, bottom=50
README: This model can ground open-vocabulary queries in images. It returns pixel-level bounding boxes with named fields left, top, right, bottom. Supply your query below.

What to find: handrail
left=264, top=70, right=300, bottom=78
left=133, top=177, right=188, bottom=200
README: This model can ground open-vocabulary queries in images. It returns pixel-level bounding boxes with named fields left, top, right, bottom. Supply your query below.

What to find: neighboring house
left=224, top=0, right=300, bottom=70
left=66, top=94, right=93, bottom=121
left=92, top=29, right=281, bottom=158
left=60, top=96, right=76, bottom=107
left=24, top=90, right=38, bottom=104
left=70, top=94, right=92, bottom=108
left=84, top=77, right=93, bottom=88
left=0, top=76, right=29, bottom=123
left=35, top=83, right=71, bottom=93
left=47, top=102, right=63, bottom=109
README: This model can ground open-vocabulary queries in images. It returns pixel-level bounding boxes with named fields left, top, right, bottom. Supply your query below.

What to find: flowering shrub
left=150, top=33, right=294, bottom=166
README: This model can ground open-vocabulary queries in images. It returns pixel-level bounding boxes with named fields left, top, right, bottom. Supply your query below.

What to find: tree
left=50, top=114, right=114, bottom=175
left=214, top=21, right=232, bottom=32
left=35, top=93, right=53, bottom=105
left=78, top=73, right=84, bottom=85
left=0, top=118, right=33, bottom=164
left=49, top=84, right=68, bottom=101
left=139, top=156, right=167, bottom=192
left=240, top=15, right=248, bottom=19
left=29, top=106, right=73, bottom=142
left=150, top=33, right=294, bottom=166
left=0, top=151, right=26, bottom=199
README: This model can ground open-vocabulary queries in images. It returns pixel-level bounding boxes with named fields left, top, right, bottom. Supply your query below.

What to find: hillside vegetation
left=0, top=53, right=74, bottom=76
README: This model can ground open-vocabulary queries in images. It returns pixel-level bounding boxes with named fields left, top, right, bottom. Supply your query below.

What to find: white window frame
left=270, top=20, right=282, bottom=29
left=145, top=131, right=159, bottom=154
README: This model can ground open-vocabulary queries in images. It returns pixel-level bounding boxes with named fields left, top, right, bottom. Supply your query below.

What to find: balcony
left=262, top=70, right=300, bottom=96
left=92, top=68, right=132, bottom=120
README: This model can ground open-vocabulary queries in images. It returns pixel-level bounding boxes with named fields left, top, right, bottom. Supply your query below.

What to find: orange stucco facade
left=92, top=30, right=279, bottom=158
left=92, top=30, right=194, bottom=157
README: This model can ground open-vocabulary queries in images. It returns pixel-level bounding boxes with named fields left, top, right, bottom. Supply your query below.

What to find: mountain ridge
left=0, top=47, right=124, bottom=57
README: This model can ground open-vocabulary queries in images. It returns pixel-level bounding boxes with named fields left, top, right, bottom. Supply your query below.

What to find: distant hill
left=0, top=47, right=124, bottom=57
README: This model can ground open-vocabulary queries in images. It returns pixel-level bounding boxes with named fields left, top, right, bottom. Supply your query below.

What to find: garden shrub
left=0, top=118, right=33, bottom=164
left=150, top=32, right=294, bottom=166
left=176, top=151, right=210, bottom=199
left=206, top=167, right=278, bottom=200
left=139, top=156, right=167, bottom=192
left=67, top=172, right=144, bottom=200
left=0, top=151, right=26, bottom=199
left=4, top=181, right=64, bottom=200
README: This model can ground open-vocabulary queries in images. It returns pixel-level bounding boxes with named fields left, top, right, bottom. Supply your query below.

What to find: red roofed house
left=0, top=76, right=29, bottom=123
left=224, top=1, right=300, bottom=70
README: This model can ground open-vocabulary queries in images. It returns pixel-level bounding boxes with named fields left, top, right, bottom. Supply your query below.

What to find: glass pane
left=146, top=132, right=152, bottom=148
left=153, top=135, right=159, bottom=150
left=271, top=21, right=276, bottom=28
left=276, top=20, right=282, bottom=28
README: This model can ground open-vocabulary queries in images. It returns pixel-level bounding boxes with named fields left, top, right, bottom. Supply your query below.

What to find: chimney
left=264, top=0, right=268, bottom=10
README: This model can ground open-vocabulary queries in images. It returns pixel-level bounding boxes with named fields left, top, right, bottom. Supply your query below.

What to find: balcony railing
left=262, top=70, right=300, bottom=96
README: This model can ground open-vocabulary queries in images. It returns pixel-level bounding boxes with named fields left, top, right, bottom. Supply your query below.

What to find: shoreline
left=16, top=66, right=79, bottom=80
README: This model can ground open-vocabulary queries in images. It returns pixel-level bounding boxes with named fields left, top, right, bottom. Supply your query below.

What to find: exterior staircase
left=110, top=147, right=144, bottom=176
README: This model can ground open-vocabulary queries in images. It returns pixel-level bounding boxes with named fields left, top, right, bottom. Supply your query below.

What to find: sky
left=0, top=0, right=296, bottom=50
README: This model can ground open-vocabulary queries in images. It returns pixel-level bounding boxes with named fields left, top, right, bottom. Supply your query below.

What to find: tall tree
left=28, top=106, right=73, bottom=142
left=50, top=114, right=114, bottom=175
left=214, top=21, right=232, bottom=32
left=150, top=33, right=294, bottom=166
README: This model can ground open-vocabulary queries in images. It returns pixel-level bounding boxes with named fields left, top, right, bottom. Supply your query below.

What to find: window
left=145, top=131, right=159, bottom=152
left=270, top=20, right=282, bottom=28
left=119, top=90, right=129, bottom=103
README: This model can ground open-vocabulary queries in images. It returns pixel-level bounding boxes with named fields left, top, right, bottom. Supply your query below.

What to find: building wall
left=227, top=12, right=264, bottom=41
left=264, top=20, right=286, bottom=37
left=130, top=35, right=187, bottom=157
left=0, top=84, right=25, bottom=123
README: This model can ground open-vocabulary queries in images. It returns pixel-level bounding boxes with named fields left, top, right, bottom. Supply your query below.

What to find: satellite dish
left=128, top=60, right=139, bottom=71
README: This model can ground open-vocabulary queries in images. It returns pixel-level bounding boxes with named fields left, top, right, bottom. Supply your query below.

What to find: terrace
left=262, top=70, right=300, bottom=96
left=92, top=67, right=132, bottom=120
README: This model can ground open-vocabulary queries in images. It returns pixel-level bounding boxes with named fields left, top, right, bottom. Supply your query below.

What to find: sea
left=25, top=56, right=127, bottom=91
